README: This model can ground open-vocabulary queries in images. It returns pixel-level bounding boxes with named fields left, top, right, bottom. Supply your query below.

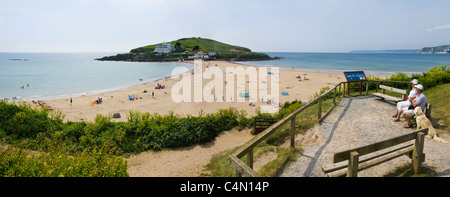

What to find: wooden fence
left=229, top=80, right=412, bottom=177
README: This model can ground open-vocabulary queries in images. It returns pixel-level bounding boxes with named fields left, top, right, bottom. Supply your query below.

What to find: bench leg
left=411, top=132, right=425, bottom=174
left=347, top=151, right=359, bottom=177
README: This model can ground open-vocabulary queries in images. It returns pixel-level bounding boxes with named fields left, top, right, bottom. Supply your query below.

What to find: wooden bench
left=373, top=85, right=407, bottom=103
left=321, top=128, right=428, bottom=177
left=424, top=103, right=432, bottom=118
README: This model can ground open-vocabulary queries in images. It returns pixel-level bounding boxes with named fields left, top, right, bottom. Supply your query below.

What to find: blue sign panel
left=344, top=71, right=367, bottom=82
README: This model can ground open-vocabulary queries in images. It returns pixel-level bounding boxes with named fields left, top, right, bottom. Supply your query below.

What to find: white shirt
left=408, top=88, right=417, bottom=101
left=414, top=93, right=427, bottom=111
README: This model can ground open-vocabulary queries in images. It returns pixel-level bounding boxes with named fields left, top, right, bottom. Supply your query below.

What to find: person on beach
left=392, top=79, right=418, bottom=121
left=70, top=97, right=72, bottom=106
left=402, top=84, right=427, bottom=128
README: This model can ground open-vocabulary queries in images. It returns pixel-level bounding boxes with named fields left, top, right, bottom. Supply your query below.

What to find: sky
left=1, top=0, right=450, bottom=53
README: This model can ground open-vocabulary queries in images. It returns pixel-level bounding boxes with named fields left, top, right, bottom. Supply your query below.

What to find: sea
left=1, top=52, right=449, bottom=101
left=0, top=52, right=192, bottom=101
left=240, top=52, right=450, bottom=76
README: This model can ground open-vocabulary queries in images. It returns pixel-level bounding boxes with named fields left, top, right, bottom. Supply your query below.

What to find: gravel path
left=280, top=95, right=450, bottom=177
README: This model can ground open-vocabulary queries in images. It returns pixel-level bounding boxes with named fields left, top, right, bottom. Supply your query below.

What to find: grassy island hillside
left=96, top=37, right=278, bottom=62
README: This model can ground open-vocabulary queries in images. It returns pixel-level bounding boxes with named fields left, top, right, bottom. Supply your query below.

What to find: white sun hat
left=415, top=84, right=424, bottom=91
left=411, top=79, right=418, bottom=85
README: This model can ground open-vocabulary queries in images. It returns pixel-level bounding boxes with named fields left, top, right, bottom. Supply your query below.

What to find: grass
left=383, top=163, right=437, bottom=177
left=200, top=144, right=302, bottom=177
left=200, top=144, right=279, bottom=177
left=132, top=37, right=252, bottom=54
left=200, top=146, right=239, bottom=177
left=423, top=83, right=450, bottom=133
left=257, top=146, right=302, bottom=177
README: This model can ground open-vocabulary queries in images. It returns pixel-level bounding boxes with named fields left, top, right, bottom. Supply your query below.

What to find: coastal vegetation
left=96, top=37, right=277, bottom=62
left=0, top=98, right=304, bottom=177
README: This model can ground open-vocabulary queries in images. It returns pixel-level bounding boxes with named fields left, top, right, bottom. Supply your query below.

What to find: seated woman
left=402, top=84, right=427, bottom=128
left=393, top=79, right=418, bottom=121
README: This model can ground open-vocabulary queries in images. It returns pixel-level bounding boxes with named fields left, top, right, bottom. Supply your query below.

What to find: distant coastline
left=349, top=49, right=418, bottom=54
left=350, top=44, right=450, bottom=54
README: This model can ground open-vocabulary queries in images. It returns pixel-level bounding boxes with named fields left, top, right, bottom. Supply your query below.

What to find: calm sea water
left=1, top=52, right=449, bottom=100
left=240, top=52, right=450, bottom=76
left=0, top=53, right=192, bottom=100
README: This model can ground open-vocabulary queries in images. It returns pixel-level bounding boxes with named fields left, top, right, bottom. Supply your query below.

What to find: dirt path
left=280, top=95, right=450, bottom=177
left=126, top=128, right=253, bottom=177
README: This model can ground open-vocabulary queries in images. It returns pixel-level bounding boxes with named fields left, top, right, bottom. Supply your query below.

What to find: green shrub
left=0, top=144, right=128, bottom=177
left=413, top=64, right=450, bottom=89
left=384, top=64, right=449, bottom=90
left=0, top=101, right=64, bottom=142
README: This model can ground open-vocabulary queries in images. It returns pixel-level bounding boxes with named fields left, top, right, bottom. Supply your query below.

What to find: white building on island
left=189, top=51, right=210, bottom=59
left=154, top=42, right=174, bottom=53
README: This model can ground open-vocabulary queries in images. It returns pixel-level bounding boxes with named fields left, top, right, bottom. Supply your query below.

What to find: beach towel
left=240, top=92, right=250, bottom=98
left=281, top=92, right=289, bottom=96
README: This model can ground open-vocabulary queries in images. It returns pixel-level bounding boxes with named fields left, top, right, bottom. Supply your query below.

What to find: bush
left=0, top=101, right=64, bottom=142
left=385, top=64, right=449, bottom=90
left=413, top=64, right=450, bottom=90
left=0, top=144, right=128, bottom=177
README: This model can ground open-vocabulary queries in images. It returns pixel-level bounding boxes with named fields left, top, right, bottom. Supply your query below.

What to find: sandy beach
left=30, top=61, right=348, bottom=122
left=30, top=60, right=348, bottom=122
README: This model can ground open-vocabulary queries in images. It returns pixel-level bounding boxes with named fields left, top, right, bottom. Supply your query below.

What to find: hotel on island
left=154, top=42, right=174, bottom=53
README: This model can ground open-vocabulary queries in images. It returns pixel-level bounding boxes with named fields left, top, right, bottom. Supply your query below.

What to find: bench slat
left=379, top=85, right=407, bottom=95
left=373, top=93, right=402, bottom=102
left=333, top=129, right=428, bottom=163
left=322, top=141, right=414, bottom=173
left=327, top=146, right=414, bottom=177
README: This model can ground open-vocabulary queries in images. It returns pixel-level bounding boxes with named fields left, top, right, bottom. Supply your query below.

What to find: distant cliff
left=418, top=45, right=450, bottom=54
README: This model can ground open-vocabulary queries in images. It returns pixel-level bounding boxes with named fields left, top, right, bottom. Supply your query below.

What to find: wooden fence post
left=342, top=83, right=344, bottom=97
left=290, top=117, right=296, bottom=147
left=338, top=83, right=341, bottom=99
left=318, top=96, right=322, bottom=121
left=366, top=81, right=369, bottom=95
left=412, top=132, right=425, bottom=174
left=333, top=86, right=336, bottom=105
left=347, top=151, right=359, bottom=177
left=247, top=148, right=253, bottom=170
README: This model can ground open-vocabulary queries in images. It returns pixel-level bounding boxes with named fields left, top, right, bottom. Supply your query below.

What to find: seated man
left=393, top=79, right=418, bottom=121
left=402, top=84, right=427, bottom=128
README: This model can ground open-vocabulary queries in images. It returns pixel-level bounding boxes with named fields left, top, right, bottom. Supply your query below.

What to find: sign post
left=343, top=71, right=367, bottom=96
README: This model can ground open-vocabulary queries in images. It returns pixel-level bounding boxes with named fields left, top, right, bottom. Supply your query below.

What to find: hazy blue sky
left=1, top=0, right=450, bottom=52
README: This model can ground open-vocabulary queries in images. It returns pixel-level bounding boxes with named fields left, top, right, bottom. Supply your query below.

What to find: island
left=96, top=37, right=280, bottom=62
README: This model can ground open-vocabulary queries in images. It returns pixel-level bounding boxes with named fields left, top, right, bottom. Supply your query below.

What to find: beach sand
left=31, top=61, right=346, bottom=122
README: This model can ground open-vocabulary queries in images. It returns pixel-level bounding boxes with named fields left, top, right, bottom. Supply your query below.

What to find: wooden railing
left=229, top=80, right=412, bottom=177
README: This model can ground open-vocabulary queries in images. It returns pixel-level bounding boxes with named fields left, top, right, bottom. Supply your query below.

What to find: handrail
left=229, top=80, right=411, bottom=177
